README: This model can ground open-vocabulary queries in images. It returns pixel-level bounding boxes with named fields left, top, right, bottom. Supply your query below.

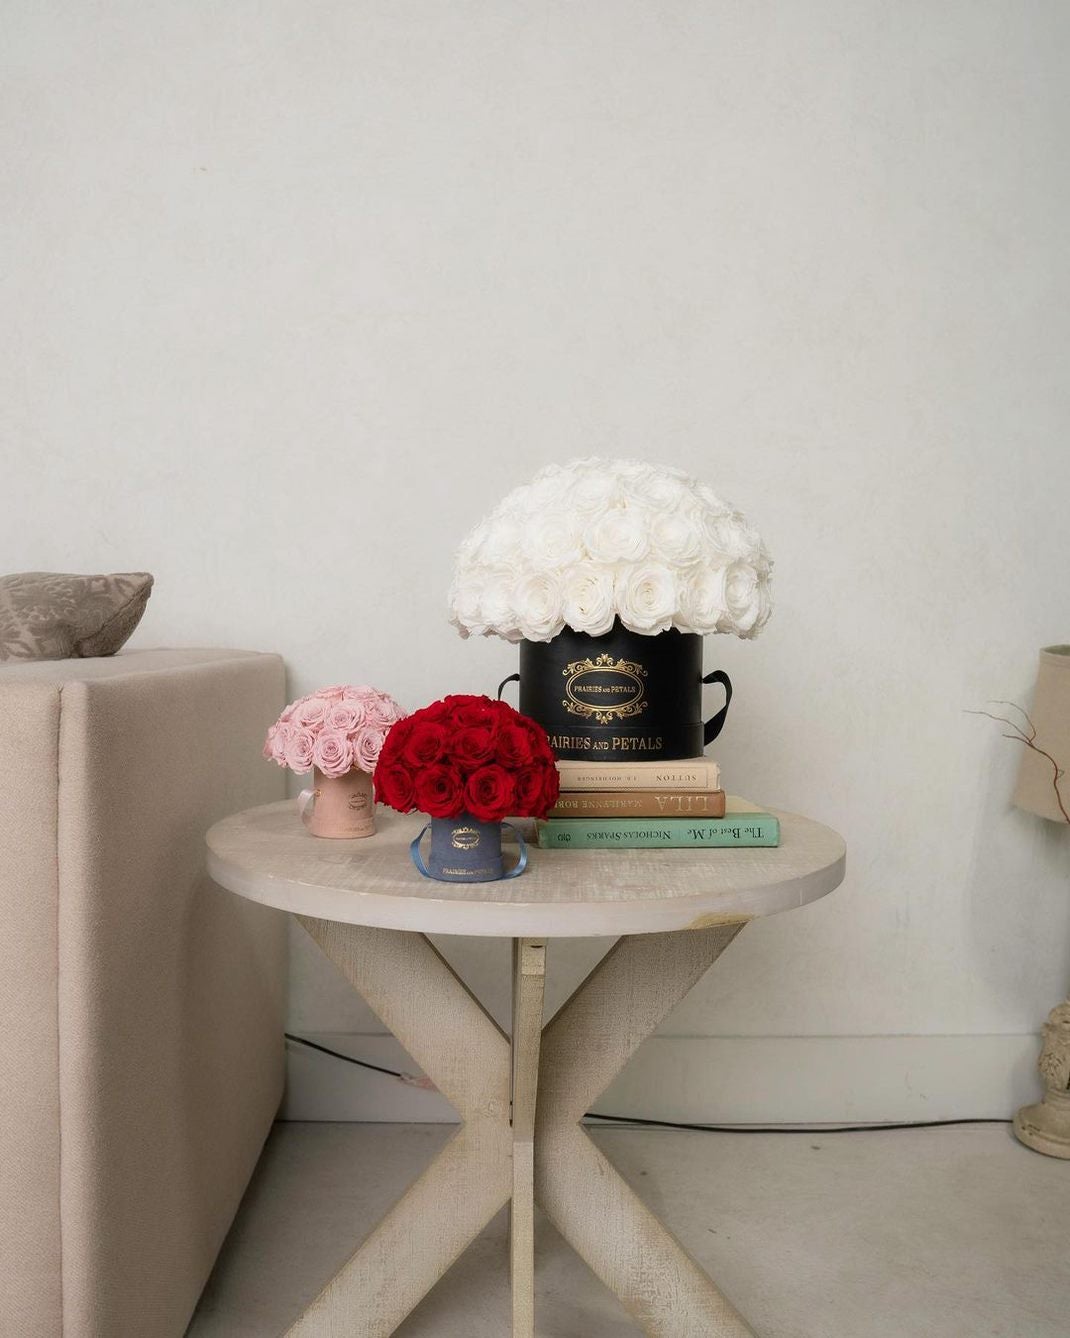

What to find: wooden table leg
left=286, top=919, right=512, bottom=1338
left=534, top=924, right=756, bottom=1338
left=287, top=919, right=752, bottom=1337
left=510, top=939, right=546, bottom=1338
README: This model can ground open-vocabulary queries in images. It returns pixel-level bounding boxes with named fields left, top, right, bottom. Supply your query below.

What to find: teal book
left=535, top=813, right=780, bottom=849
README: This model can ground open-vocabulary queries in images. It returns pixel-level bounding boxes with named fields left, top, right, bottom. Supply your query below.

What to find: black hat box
left=499, top=619, right=731, bottom=762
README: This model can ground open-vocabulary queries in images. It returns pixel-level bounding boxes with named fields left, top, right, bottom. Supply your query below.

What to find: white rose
left=455, top=519, right=489, bottom=565
left=723, top=561, right=761, bottom=633
left=583, top=508, right=649, bottom=564
left=526, top=471, right=572, bottom=512
left=561, top=565, right=617, bottom=636
left=513, top=570, right=566, bottom=642
left=614, top=563, right=677, bottom=635
left=619, top=461, right=687, bottom=511
left=678, top=566, right=728, bottom=635
left=477, top=517, right=520, bottom=567
left=478, top=574, right=519, bottom=635
left=448, top=457, right=772, bottom=642
left=703, top=510, right=758, bottom=561
left=691, top=480, right=732, bottom=517
left=449, top=577, right=487, bottom=638
left=649, top=508, right=704, bottom=565
left=738, top=571, right=773, bottom=639
left=568, top=468, right=620, bottom=517
left=520, top=514, right=583, bottom=569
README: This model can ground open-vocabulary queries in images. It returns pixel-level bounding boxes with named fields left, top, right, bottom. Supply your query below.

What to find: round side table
left=207, top=801, right=846, bottom=1338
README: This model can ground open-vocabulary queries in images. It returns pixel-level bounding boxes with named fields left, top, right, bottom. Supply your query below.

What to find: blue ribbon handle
left=409, top=824, right=433, bottom=878
left=409, top=822, right=528, bottom=880
left=501, top=822, right=528, bottom=879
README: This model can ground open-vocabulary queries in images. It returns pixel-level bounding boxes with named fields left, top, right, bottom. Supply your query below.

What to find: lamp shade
left=1013, top=645, right=1070, bottom=824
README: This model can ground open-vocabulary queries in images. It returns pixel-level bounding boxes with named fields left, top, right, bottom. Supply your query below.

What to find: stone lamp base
left=1013, top=999, right=1070, bottom=1159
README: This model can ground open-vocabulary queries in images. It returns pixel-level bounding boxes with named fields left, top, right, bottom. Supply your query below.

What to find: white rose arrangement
left=448, top=458, right=773, bottom=642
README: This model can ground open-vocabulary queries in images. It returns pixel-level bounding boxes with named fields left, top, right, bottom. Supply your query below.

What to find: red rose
left=402, top=721, right=448, bottom=768
left=463, top=764, right=516, bottom=823
left=415, top=763, right=465, bottom=818
left=454, top=725, right=495, bottom=768
left=497, top=721, right=534, bottom=768
left=539, top=760, right=560, bottom=814
left=381, top=715, right=414, bottom=752
left=420, top=699, right=452, bottom=723
left=450, top=695, right=499, bottom=729
left=511, top=761, right=559, bottom=818
left=513, top=768, right=544, bottom=815
left=524, top=717, right=556, bottom=765
left=375, top=760, right=416, bottom=812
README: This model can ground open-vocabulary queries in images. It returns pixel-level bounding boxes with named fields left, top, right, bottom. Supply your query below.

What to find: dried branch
left=967, top=702, right=1069, bottom=826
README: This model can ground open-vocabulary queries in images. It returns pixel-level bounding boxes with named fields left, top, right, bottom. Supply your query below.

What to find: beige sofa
left=0, top=648, right=288, bottom=1338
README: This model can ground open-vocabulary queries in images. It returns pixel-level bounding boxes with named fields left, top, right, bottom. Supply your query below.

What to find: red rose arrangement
left=375, top=694, right=560, bottom=823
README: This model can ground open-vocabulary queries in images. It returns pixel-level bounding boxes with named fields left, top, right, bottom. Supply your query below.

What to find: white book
left=555, top=756, right=720, bottom=792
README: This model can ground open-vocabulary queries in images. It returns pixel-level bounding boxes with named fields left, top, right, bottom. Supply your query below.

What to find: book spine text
left=536, top=815, right=780, bottom=849
left=547, top=790, right=727, bottom=819
left=556, top=763, right=720, bottom=792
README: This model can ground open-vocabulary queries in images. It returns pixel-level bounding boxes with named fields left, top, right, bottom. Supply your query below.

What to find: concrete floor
left=187, top=1121, right=1070, bottom=1338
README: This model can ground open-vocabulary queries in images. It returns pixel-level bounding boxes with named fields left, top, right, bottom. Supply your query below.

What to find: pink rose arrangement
left=264, top=684, right=407, bottom=779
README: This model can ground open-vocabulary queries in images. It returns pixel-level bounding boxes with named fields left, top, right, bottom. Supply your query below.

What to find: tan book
left=548, top=789, right=727, bottom=819
left=536, top=798, right=779, bottom=848
left=555, top=756, right=720, bottom=792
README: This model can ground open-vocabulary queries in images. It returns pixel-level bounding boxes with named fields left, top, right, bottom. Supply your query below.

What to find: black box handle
left=703, top=669, right=733, bottom=744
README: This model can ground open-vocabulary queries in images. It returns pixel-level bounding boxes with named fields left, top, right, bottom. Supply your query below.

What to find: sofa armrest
left=0, top=649, right=288, bottom=1338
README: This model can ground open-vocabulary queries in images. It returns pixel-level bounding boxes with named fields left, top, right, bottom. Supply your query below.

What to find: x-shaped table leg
left=534, top=924, right=755, bottom=1336
left=287, top=918, right=754, bottom=1337
left=286, top=918, right=513, bottom=1337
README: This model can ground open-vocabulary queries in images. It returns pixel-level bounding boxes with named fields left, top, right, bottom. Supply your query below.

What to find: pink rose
left=285, top=728, right=316, bottom=774
left=318, top=685, right=348, bottom=702
left=312, top=729, right=354, bottom=779
left=364, top=698, right=395, bottom=728
left=328, top=700, right=366, bottom=733
left=355, top=726, right=386, bottom=773
left=269, top=722, right=294, bottom=764
left=294, top=696, right=330, bottom=729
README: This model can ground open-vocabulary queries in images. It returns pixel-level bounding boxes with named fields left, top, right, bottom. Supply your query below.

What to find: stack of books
left=536, top=756, right=780, bottom=849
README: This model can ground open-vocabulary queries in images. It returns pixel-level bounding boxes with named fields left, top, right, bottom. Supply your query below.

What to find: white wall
left=4, top=1, right=1069, bottom=1121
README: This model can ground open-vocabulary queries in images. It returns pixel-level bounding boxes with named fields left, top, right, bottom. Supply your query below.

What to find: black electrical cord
left=580, top=1111, right=1008, bottom=1133
left=284, top=1033, right=1010, bottom=1134
left=284, top=1032, right=412, bottom=1081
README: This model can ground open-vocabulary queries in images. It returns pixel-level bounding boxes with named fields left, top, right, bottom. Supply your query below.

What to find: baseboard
left=280, top=1031, right=1043, bottom=1124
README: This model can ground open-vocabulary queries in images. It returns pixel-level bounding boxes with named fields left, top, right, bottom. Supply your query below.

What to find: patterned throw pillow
left=0, top=572, right=154, bottom=661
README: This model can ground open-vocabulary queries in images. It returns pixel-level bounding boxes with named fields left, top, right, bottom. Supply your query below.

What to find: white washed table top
left=206, top=800, right=845, bottom=938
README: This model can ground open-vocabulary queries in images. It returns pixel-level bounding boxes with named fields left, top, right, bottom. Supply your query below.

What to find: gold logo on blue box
left=451, top=825, right=481, bottom=850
